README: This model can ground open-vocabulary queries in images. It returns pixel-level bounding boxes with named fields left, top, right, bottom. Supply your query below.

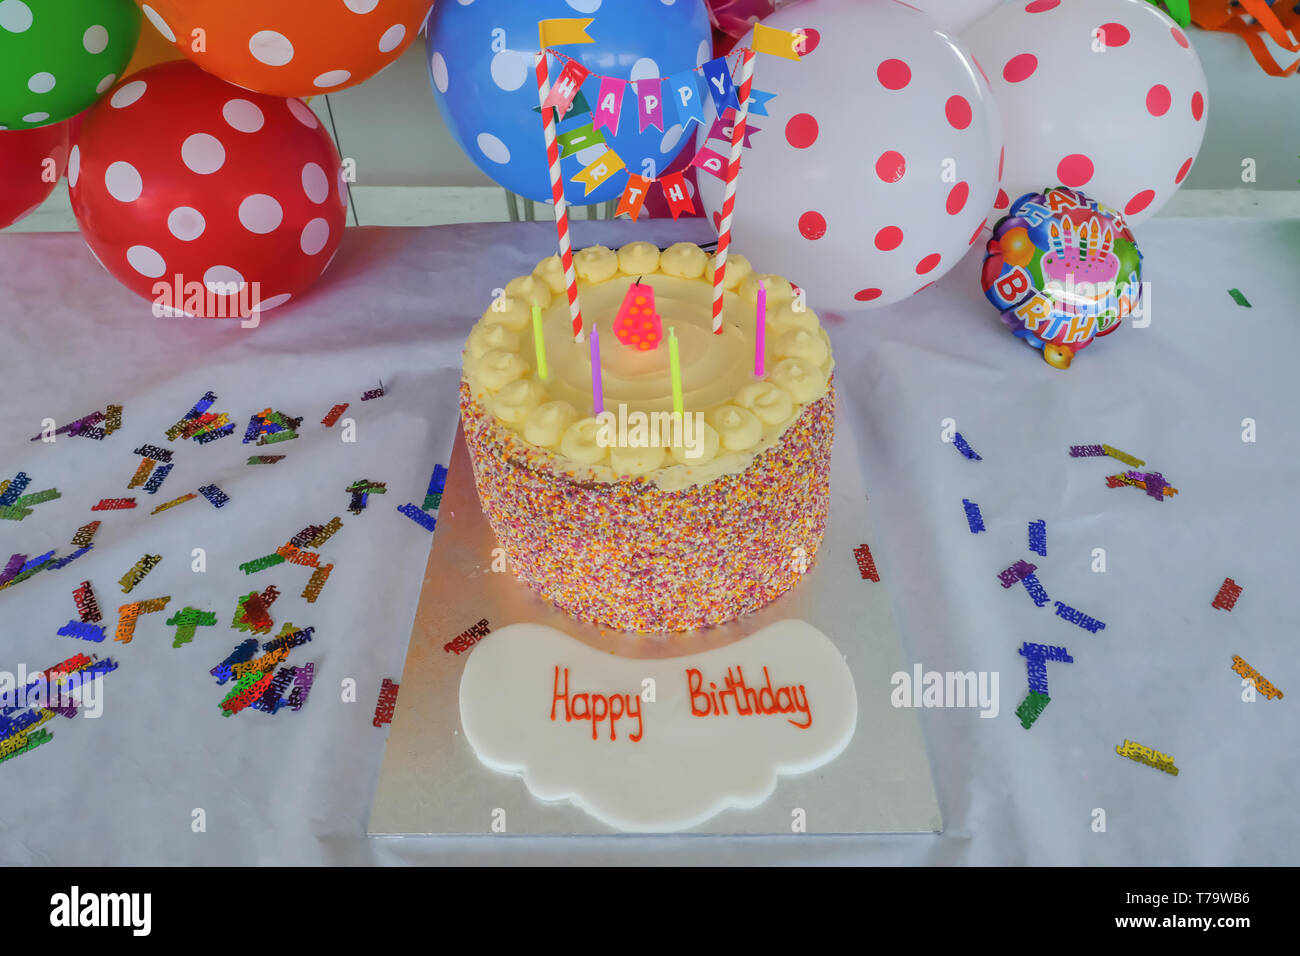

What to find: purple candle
left=590, top=324, right=605, bottom=416
left=755, top=280, right=766, bottom=378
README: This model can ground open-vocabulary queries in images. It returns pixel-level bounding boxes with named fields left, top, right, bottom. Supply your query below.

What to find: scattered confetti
left=0, top=473, right=31, bottom=507
left=1212, top=577, right=1243, bottom=611
left=56, top=620, right=106, bottom=643
left=15, top=488, right=59, bottom=507
left=0, top=505, right=33, bottom=521
left=427, top=465, right=448, bottom=497
left=70, top=522, right=101, bottom=548
left=1232, top=655, right=1282, bottom=699
left=853, top=544, right=880, bottom=582
left=422, top=493, right=442, bottom=512
left=0, top=554, right=27, bottom=586
left=285, top=662, right=315, bottom=711
left=997, top=559, right=1036, bottom=589
left=306, top=517, right=343, bottom=548
left=951, top=432, right=981, bottom=461
left=91, top=498, right=137, bottom=511
left=113, top=596, right=170, bottom=644
left=301, top=564, right=334, bottom=603
left=373, top=679, right=400, bottom=726
left=131, top=444, right=173, bottom=463
left=119, top=554, right=162, bottom=594
left=361, top=386, right=385, bottom=401
left=165, top=607, right=217, bottom=648
left=962, top=498, right=985, bottom=534
left=251, top=666, right=298, bottom=714
left=1021, top=572, right=1050, bottom=607
left=1028, top=520, right=1047, bottom=557
left=1126, top=471, right=1168, bottom=501
left=211, top=639, right=259, bottom=684
left=1020, top=642, right=1072, bottom=699
left=262, top=626, right=314, bottom=655
left=220, top=671, right=276, bottom=716
left=198, top=484, right=230, bottom=509
left=239, top=553, right=286, bottom=575
left=1227, top=288, right=1251, bottom=308
left=1015, top=691, right=1050, bottom=729
left=193, top=423, right=236, bottom=445
left=1052, top=601, right=1105, bottom=633
left=73, top=581, right=102, bottom=623
left=141, top=463, right=174, bottom=495
left=246, top=455, right=286, bottom=465
left=104, top=405, right=123, bottom=435
left=1101, top=444, right=1144, bottom=468
left=1116, top=739, right=1179, bottom=775
left=274, top=543, right=319, bottom=568
left=443, top=619, right=491, bottom=655
left=348, top=492, right=368, bottom=514
left=290, top=525, right=324, bottom=548
left=321, top=403, right=349, bottom=427
left=398, top=502, right=437, bottom=532
left=1069, top=444, right=1106, bottom=457
left=150, top=493, right=197, bottom=515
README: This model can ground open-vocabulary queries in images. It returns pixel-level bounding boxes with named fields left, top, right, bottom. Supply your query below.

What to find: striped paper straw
left=711, top=48, right=756, bottom=334
left=535, top=52, right=584, bottom=342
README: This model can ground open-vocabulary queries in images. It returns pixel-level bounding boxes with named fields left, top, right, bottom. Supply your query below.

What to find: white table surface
left=1, top=216, right=1296, bottom=865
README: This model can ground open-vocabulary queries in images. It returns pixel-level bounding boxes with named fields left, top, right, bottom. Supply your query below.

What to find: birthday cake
left=459, top=241, right=835, bottom=633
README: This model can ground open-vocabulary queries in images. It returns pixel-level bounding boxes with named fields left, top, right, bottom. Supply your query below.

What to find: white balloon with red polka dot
left=962, top=0, right=1206, bottom=225
left=697, top=0, right=1002, bottom=312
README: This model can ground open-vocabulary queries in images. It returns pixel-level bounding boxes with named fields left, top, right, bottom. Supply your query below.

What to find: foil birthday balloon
left=981, top=187, right=1143, bottom=370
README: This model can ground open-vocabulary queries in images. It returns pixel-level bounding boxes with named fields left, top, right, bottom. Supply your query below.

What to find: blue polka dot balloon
left=426, top=0, right=712, bottom=205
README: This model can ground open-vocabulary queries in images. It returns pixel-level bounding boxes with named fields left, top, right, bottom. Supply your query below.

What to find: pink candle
left=755, top=280, right=767, bottom=377
left=590, top=324, right=605, bottom=416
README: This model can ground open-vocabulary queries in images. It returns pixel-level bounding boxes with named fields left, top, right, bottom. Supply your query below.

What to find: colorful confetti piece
left=962, top=498, right=985, bottom=534
left=1028, top=520, right=1047, bottom=557
left=951, top=432, right=981, bottom=461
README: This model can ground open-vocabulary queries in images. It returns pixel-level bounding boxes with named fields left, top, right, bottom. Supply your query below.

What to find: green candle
left=668, top=326, right=683, bottom=416
left=532, top=304, right=548, bottom=381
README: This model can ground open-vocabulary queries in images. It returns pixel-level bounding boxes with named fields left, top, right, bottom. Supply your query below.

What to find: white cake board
left=369, top=420, right=942, bottom=836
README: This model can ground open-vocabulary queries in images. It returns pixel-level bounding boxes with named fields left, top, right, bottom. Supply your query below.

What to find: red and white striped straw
left=535, top=51, right=584, bottom=342
left=712, top=48, right=756, bottom=335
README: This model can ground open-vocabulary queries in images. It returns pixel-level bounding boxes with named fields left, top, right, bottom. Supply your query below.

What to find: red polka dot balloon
left=698, top=0, right=1001, bottom=312
left=963, top=0, right=1206, bottom=225
left=134, top=0, right=434, bottom=97
left=0, top=121, right=70, bottom=230
left=69, top=61, right=347, bottom=319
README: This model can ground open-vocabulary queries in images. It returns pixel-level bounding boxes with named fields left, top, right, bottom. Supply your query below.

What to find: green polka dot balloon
left=0, top=0, right=141, bottom=130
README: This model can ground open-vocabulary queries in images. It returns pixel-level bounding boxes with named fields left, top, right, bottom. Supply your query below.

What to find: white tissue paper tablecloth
left=0, top=217, right=1296, bottom=865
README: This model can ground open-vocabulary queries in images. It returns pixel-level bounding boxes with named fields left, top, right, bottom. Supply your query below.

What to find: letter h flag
left=542, top=58, right=591, bottom=116
left=659, top=171, right=695, bottom=219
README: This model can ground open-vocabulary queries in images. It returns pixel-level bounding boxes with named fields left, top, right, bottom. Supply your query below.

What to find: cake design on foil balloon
left=981, top=187, right=1143, bottom=370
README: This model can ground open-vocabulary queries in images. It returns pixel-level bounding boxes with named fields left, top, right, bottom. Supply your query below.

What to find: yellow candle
left=668, top=326, right=683, bottom=416
left=532, top=304, right=548, bottom=381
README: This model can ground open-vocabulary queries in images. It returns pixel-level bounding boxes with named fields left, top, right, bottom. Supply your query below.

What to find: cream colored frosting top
left=463, top=242, right=834, bottom=490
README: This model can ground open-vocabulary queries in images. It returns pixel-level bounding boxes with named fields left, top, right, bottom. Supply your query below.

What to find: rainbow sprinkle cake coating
left=460, top=242, right=835, bottom=633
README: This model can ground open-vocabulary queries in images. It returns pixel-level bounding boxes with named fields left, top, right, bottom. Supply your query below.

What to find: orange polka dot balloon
left=134, top=0, right=434, bottom=97
left=69, top=61, right=347, bottom=318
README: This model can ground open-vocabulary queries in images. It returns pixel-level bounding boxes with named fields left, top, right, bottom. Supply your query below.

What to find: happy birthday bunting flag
left=745, top=89, right=776, bottom=117
left=706, top=113, right=760, bottom=147
left=542, top=58, right=591, bottom=115
left=701, top=57, right=741, bottom=113
left=691, top=146, right=731, bottom=181
left=532, top=87, right=591, bottom=123
left=636, top=77, right=665, bottom=133
left=752, top=23, right=805, bottom=60
left=617, top=174, right=654, bottom=222
left=572, top=148, right=626, bottom=195
left=593, top=77, right=628, bottom=135
left=557, top=121, right=605, bottom=159
left=669, top=70, right=706, bottom=128
left=659, top=170, right=696, bottom=219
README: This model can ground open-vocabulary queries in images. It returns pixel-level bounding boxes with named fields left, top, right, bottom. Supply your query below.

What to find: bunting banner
left=532, top=40, right=791, bottom=219
left=700, top=57, right=741, bottom=113
left=616, top=174, right=654, bottom=222
left=542, top=59, right=592, bottom=115
left=593, top=76, right=628, bottom=135
left=636, top=77, right=665, bottom=133
left=573, top=148, right=627, bottom=195
left=556, top=121, right=605, bottom=159
left=669, top=70, right=707, bottom=128
left=691, top=146, right=732, bottom=181
left=659, top=171, right=695, bottom=220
